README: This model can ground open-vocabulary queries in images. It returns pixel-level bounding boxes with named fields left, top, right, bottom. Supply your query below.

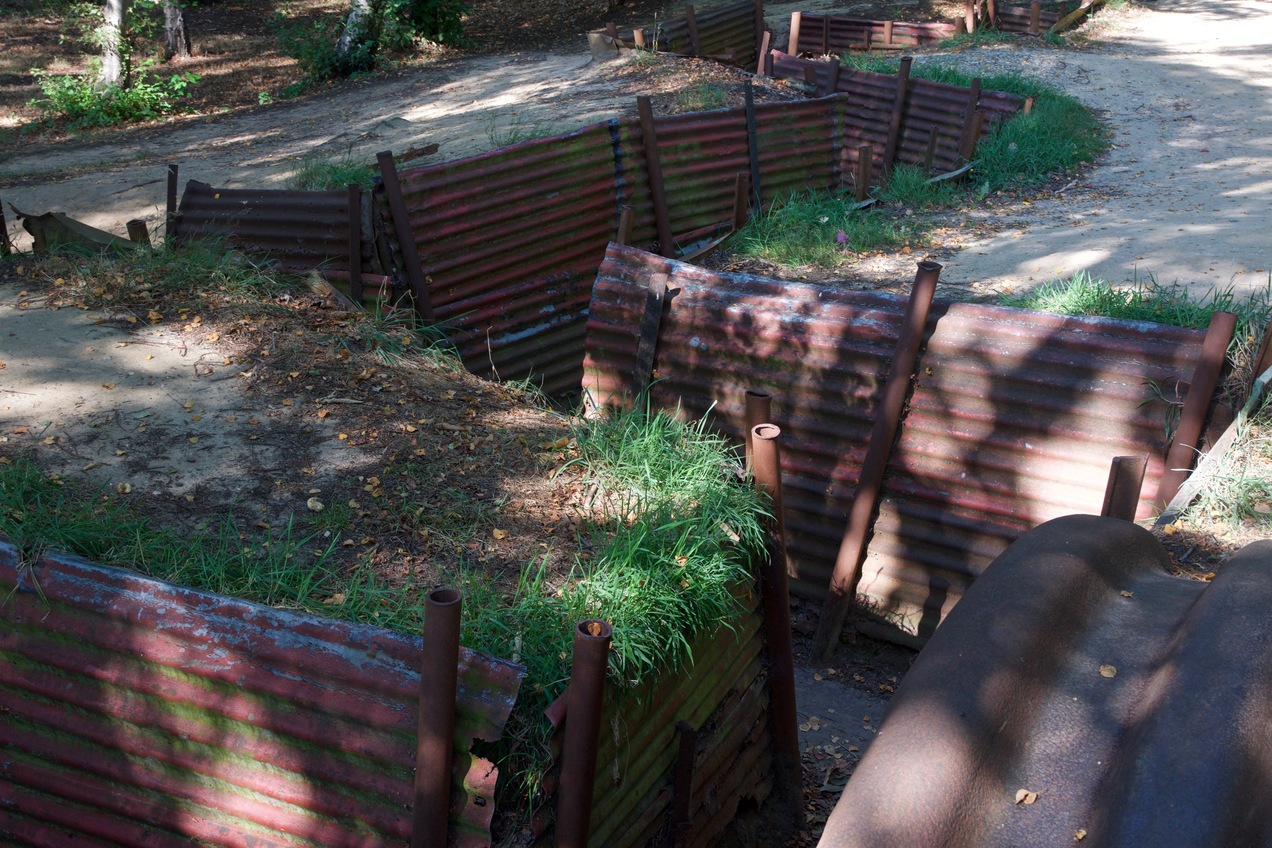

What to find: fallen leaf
left=206, top=333, right=220, bottom=342
left=189, top=437, right=199, bottom=444
left=1120, top=590, right=1134, bottom=598
left=317, top=409, right=330, bottom=419
left=553, top=437, right=570, bottom=449
left=1099, top=664, right=1117, bottom=678
left=41, top=437, right=55, bottom=445
left=116, top=482, right=132, bottom=494
left=101, top=383, right=115, bottom=390
left=338, top=433, right=349, bottom=441
left=492, top=528, right=508, bottom=540
left=1014, top=788, right=1039, bottom=805
left=1162, top=522, right=1178, bottom=536
left=307, top=497, right=325, bottom=513
left=11, top=427, right=28, bottom=435
left=147, top=310, right=162, bottom=323
left=323, top=592, right=347, bottom=606
left=145, top=354, right=154, bottom=360
left=1075, top=829, right=1088, bottom=841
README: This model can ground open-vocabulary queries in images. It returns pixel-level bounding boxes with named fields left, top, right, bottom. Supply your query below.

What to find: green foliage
left=483, top=114, right=552, bottom=149
left=733, top=189, right=907, bottom=268
left=30, top=62, right=199, bottom=128
left=274, top=0, right=468, bottom=84
left=1184, top=391, right=1272, bottom=528
left=877, top=164, right=963, bottom=209
left=672, top=82, right=728, bottom=113
left=286, top=154, right=378, bottom=190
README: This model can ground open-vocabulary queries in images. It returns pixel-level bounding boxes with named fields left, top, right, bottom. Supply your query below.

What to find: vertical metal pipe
left=745, top=82, right=763, bottom=211
left=821, top=14, right=829, bottom=54
left=616, top=205, right=635, bottom=245
left=883, top=19, right=894, bottom=45
left=633, top=27, right=646, bottom=47
left=855, top=143, right=873, bottom=203
left=605, top=21, right=619, bottom=39
left=671, top=720, right=698, bottom=835
left=744, top=389, right=773, bottom=471
left=788, top=11, right=802, bottom=54
left=1024, top=95, right=1036, bottom=115
left=881, top=56, right=912, bottom=176
left=684, top=4, right=700, bottom=55
left=165, top=163, right=178, bottom=242
left=1029, top=0, right=1041, bottom=33
left=125, top=219, right=151, bottom=247
left=1102, top=455, right=1148, bottom=521
left=756, top=30, right=771, bottom=75
left=812, top=261, right=941, bottom=663
left=923, top=125, right=938, bottom=173
left=636, top=96, right=676, bottom=259
left=987, top=0, right=997, bottom=27
left=827, top=59, right=842, bottom=95
left=556, top=619, right=613, bottom=848
left=754, top=0, right=766, bottom=58
left=1155, top=311, right=1237, bottom=511
left=957, top=78, right=982, bottom=164
left=965, top=0, right=976, bottom=33
left=347, top=183, right=363, bottom=305
left=412, top=588, right=462, bottom=848
left=732, top=173, right=751, bottom=230
left=376, top=150, right=435, bottom=318
left=751, top=423, right=802, bottom=831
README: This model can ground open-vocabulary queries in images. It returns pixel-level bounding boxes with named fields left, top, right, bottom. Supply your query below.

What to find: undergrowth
left=732, top=189, right=908, bottom=268
left=286, top=153, right=378, bottom=190
left=30, top=62, right=199, bottom=128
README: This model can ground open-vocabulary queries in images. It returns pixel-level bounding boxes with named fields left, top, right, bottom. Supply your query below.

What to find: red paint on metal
left=555, top=620, right=612, bottom=848
left=658, top=1, right=759, bottom=67
left=0, top=543, right=522, bottom=848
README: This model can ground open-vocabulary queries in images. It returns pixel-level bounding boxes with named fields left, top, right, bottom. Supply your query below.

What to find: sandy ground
left=939, top=0, right=1272, bottom=296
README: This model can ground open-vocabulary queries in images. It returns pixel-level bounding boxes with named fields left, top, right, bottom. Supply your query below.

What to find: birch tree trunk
left=98, top=0, right=131, bottom=88
left=335, top=0, right=372, bottom=63
left=163, top=0, right=191, bottom=60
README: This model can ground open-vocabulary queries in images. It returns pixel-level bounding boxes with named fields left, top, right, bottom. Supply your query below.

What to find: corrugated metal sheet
left=391, top=122, right=622, bottom=395
left=582, top=244, right=1210, bottom=643
left=859, top=300, right=1206, bottom=641
left=0, top=542, right=524, bottom=848
left=659, top=1, right=759, bottom=68
left=993, top=4, right=1061, bottom=33
left=769, top=54, right=1022, bottom=173
left=793, top=13, right=956, bottom=53
left=170, top=180, right=374, bottom=277
left=822, top=516, right=1272, bottom=848
left=535, top=583, right=771, bottom=848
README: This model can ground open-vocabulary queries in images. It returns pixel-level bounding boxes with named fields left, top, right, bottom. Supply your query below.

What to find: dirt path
left=0, top=51, right=642, bottom=249
left=939, top=0, right=1272, bottom=296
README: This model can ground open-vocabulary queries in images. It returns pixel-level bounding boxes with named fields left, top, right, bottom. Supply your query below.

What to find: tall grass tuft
left=286, top=154, right=378, bottom=190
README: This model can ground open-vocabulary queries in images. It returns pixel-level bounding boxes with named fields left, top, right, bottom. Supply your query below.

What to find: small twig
left=318, top=394, right=365, bottom=404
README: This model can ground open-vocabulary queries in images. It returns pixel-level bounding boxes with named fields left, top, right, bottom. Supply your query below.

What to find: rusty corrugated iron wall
left=993, top=4, right=1061, bottom=33
left=389, top=123, right=621, bottom=395
left=657, top=1, right=759, bottom=67
left=0, top=541, right=523, bottom=847
left=582, top=245, right=1210, bottom=643
left=534, top=582, right=771, bottom=848
left=769, top=53, right=1022, bottom=174
left=820, top=516, right=1272, bottom=848
left=170, top=180, right=378, bottom=284
left=791, top=13, right=956, bottom=53
left=859, top=301, right=1206, bottom=641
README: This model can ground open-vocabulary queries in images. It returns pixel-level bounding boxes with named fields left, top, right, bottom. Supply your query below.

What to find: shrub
left=30, top=61, right=199, bottom=128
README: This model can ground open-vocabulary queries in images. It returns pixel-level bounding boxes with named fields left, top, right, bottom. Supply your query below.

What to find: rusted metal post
left=923, top=125, right=938, bottom=173
left=1029, top=0, right=1041, bottom=33
left=1155, top=311, right=1237, bottom=511
left=1249, top=317, right=1272, bottom=396
left=616, top=205, right=634, bottom=245
left=987, top=0, right=997, bottom=26
left=630, top=258, right=670, bottom=398
left=744, top=388, right=773, bottom=471
left=754, top=0, right=766, bottom=58
left=821, top=14, right=830, bottom=54
left=376, top=150, right=435, bottom=319
left=1102, top=455, right=1148, bottom=521
left=883, top=19, right=894, bottom=45
left=955, top=15, right=967, bottom=35
left=788, top=11, right=802, bottom=54
left=881, top=56, right=912, bottom=177
left=855, top=143, right=873, bottom=203
left=347, top=183, right=363, bottom=305
left=745, top=82, right=763, bottom=211
left=965, top=0, right=976, bottom=33
left=556, top=619, right=613, bottom=848
left=605, top=21, right=619, bottom=39
left=636, top=96, right=676, bottom=259
left=756, top=30, right=771, bottom=75
left=0, top=197, right=12, bottom=257
left=1024, top=95, right=1036, bottom=115
left=684, top=4, right=701, bottom=55
left=812, top=261, right=942, bottom=663
left=165, top=163, right=179, bottom=242
left=125, top=219, right=151, bottom=247
left=752, top=423, right=802, bottom=830
left=732, top=173, right=752, bottom=230
left=412, top=588, right=462, bottom=848
left=633, top=27, right=646, bottom=47
left=956, top=78, right=982, bottom=164
left=827, top=59, right=842, bottom=95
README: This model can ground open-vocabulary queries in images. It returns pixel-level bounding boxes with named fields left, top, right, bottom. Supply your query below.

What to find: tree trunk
left=98, top=0, right=131, bottom=89
left=163, top=0, right=191, bottom=60
left=335, top=0, right=372, bottom=62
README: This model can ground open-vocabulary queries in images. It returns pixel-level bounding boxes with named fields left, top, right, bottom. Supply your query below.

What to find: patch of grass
left=483, top=114, right=553, bottom=149
left=672, top=82, right=728, bottom=113
left=30, top=62, right=200, bottom=129
left=732, top=189, right=908, bottom=268
left=877, top=164, right=963, bottom=209
left=347, top=300, right=458, bottom=367
left=286, top=153, right=377, bottom=190
left=1184, top=388, right=1272, bottom=528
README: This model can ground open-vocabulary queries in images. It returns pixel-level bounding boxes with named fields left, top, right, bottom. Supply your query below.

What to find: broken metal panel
left=391, top=122, right=620, bottom=395
left=10, top=205, right=140, bottom=255
left=793, top=14, right=957, bottom=53
left=583, top=245, right=1210, bottom=640
left=821, top=516, right=1272, bottom=848
left=0, top=542, right=523, bottom=848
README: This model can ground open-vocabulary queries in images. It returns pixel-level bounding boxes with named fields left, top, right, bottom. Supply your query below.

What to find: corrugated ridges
left=584, top=244, right=907, bottom=604
left=660, top=1, right=758, bottom=67
left=584, top=585, right=770, bottom=848
left=171, top=181, right=360, bottom=273
left=796, top=14, right=956, bottom=52
left=858, top=303, right=1205, bottom=640
left=0, top=541, right=523, bottom=848
left=753, top=97, right=841, bottom=200
left=394, top=122, right=621, bottom=394
left=583, top=245, right=1210, bottom=643
left=994, top=4, right=1061, bottom=32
